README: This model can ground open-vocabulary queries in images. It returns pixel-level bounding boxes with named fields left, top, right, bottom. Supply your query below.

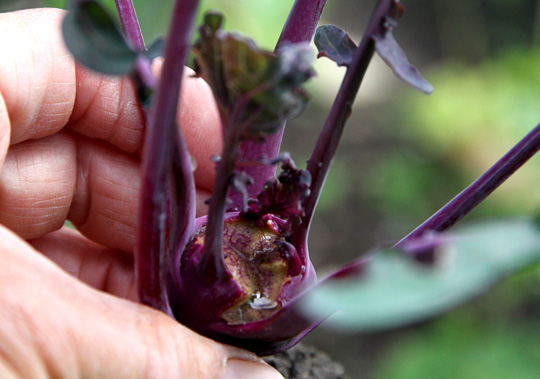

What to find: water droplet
left=249, top=292, right=277, bottom=310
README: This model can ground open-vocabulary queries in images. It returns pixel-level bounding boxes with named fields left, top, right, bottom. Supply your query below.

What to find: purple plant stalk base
left=170, top=0, right=410, bottom=354
left=115, top=0, right=331, bottom=353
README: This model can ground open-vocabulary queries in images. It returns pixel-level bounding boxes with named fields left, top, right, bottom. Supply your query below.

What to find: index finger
left=0, top=8, right=221, bottom=185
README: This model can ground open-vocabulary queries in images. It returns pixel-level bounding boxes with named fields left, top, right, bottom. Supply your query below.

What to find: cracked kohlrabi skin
left=178, top=212, right=313, bottom=323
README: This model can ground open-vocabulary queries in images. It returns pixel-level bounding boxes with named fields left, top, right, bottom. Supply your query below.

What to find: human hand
left=0, top=8, right=282, bottom=378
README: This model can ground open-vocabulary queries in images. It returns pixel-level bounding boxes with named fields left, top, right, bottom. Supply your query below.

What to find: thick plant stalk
left=135, top=0, right=199, bottom=313
left=395, top=122, right=540, bottom=247
left=198, top=99, right=249, bottom=282
left=276, top=0, right=327, bottom=46
left=230, top=0, right=327, bottom=209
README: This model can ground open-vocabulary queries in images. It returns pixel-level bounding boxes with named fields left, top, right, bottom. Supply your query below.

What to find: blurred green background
left=3, top=0, right=540, bottom=377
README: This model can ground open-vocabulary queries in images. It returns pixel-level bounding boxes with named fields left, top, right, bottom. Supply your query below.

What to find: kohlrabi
left=62, top=0, right=540, bottom=356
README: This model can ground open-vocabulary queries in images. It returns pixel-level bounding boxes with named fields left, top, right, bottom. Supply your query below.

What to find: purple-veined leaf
left=193, top=11, right=314, bottom=139
left=373, top=31, right=433, bottom=94
left=314, top=25, right=357, bottom=67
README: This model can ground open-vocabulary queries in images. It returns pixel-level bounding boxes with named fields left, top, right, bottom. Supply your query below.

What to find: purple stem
left=134, top=56, right=158, bottom=90
left=114, top=0, right=146, bottom=51
left=394, top=123, right=540, bottom=247
left=114, top=1, right=158, bottom=98
left=293, top=0, right=398, bottom=243
left=230, top=0, right=327, bottom=209
left=198, top=100, right=248, bottom=283
left=135, top=0, right=199, bottom=312
left=276, top=0, right=328, bottom=46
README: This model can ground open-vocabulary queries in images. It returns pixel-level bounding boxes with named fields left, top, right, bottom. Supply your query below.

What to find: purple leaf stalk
left=66, top=0, right=540, bottom=356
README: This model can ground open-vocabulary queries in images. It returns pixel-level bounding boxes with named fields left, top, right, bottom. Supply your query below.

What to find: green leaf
left=221, top=34, right=274, bottom=103
left=144, top=37, right=165, bottom=62
left=193, top=11, right=313, bottom=138
left=203, top=10, right=223, bottom=32
left=44, top=0, right=67, bottom=7
left=233, top=41, right=313, bottom=136
left=314, top=25, right=357, bottom=67
left=62, top=0, right=137, bottom=75
left=300, top=219, right=540, bottom=331
left=193, top=12, right=229, bottom=110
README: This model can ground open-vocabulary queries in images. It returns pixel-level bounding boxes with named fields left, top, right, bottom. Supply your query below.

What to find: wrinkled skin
left=0, top=8, right=283, bottom=378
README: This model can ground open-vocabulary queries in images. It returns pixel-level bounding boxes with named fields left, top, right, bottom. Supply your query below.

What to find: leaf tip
left=374, top=32, right=433, bottom=95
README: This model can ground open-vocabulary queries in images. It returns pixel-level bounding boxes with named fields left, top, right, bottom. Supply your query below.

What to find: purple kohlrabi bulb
left=170, top=158, right=319, bottom=355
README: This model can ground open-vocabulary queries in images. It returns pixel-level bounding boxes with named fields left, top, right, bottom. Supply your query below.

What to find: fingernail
left=224, top=359, right=284, bottom=379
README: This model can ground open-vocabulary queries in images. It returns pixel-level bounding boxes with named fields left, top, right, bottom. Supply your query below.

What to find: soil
left=264, top=343, right=349, bottom=379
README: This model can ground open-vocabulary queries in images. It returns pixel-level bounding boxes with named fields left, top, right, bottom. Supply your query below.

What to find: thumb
left=0, top=225, right=283, bottom=378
